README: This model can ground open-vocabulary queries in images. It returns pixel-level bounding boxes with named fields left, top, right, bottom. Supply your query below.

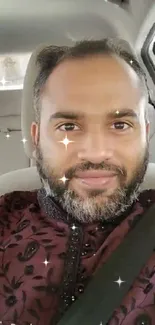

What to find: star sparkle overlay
left=43, top=258, right=50, bottom=266
left=114, top=276, right=126, bottom=287
left=59, top=175, right=69, bottom=184
left=71, top=224, right=77, bottom=230
left=21, top=138, right=27, bottom=144
left=58, top=134, right=74, bottom=150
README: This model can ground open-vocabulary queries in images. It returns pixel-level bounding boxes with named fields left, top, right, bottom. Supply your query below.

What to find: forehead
left=42, top=54, right=144, bottom=115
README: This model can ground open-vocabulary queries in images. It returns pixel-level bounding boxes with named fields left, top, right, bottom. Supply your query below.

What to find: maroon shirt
left=0, top=187, right=155, bottom=325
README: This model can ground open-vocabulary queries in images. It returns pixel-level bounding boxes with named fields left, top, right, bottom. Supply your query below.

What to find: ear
left=31, top=122, right=39, bottom=146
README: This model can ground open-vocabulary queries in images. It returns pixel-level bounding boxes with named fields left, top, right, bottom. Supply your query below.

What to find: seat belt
left=58, top=203, right=155, bottom=325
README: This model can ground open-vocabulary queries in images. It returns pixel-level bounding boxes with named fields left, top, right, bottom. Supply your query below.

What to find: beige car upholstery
left=0, top=44, right=155, bottom=196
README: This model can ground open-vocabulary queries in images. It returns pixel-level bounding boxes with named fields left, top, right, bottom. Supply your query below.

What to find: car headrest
left=21, top=44, right=46, bottom=159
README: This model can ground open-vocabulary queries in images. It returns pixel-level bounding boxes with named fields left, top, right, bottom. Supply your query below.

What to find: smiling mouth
left=73, top=171, right=118, bottom=189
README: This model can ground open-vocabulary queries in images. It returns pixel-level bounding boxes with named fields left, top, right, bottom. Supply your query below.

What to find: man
left=0, top=38, right=155, bottom=325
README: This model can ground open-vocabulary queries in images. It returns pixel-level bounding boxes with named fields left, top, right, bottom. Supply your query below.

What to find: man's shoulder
left=138, top=189, right=155, bottom=207
left=0, top=190, right=38, bottom=211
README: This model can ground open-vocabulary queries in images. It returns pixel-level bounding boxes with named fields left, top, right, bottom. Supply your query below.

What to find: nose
left=77, top=132, right=114, bottom=164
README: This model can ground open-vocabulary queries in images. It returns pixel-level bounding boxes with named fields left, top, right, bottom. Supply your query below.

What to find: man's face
left=31, top=54, right=150, bottom=223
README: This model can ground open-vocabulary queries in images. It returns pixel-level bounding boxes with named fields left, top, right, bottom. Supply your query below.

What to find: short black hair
left=33, top=38, right=150, bottom=123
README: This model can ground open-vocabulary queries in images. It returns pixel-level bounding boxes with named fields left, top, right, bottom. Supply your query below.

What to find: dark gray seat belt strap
left=58, top=203, right=155, bottom=325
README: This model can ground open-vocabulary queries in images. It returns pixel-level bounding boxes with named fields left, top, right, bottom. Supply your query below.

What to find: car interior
left=0, top=0, right=155, bottom=196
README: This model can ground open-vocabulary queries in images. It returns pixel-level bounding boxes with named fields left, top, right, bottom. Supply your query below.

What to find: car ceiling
left=0, top=0, right=154, bottom=131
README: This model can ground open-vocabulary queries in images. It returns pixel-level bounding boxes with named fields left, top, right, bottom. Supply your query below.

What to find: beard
left=35, top=143, right=149, bottom=223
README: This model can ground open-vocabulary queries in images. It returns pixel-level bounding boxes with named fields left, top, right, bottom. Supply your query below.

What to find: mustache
left=35, top=145, right=126, bottom=179
left=65, top=162, right=126, bottom=179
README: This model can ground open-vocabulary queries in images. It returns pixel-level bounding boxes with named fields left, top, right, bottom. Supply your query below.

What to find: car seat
left=0, top=44, right=155, bottom=196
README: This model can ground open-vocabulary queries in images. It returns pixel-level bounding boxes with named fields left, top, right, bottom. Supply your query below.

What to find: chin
left=69, top=184, right=114, bottom=202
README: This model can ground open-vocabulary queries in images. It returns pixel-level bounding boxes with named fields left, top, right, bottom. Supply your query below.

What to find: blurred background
left=0, top=0, right=154, bottom=175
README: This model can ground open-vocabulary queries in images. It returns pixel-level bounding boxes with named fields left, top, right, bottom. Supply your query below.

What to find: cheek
left=39, top=129, right=78, bottom=173
left=121, top=138, right=146, bottom=178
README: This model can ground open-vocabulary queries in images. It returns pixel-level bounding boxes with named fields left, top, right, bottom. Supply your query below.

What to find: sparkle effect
left=5, top=133, right=11, bottom=138
left=59, top=175, right=69, bottom=184
left=71, top=224, right=77, bottom=230
left=21, top=138, right=27, bottom=144
left=114, top=276, right=125, bottom=287
left=43, top=259, right=50, bottom=266
left=0, top=76, right=7, bottom=86
left=58, top=134, right=74, bottom=150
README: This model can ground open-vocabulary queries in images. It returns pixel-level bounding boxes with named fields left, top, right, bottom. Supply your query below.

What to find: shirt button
left=134, top=314, right=152, bottom=325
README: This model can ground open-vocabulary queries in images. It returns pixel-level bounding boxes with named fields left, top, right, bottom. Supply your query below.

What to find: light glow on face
left=59, top=175, right=69, bottom=184
left=58, top=134, right=74, bottom=150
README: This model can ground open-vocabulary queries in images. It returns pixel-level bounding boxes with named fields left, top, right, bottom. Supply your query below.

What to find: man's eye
left=57, top=123, right=80, bottom=132
left=111, top=122, right=131, bottom=130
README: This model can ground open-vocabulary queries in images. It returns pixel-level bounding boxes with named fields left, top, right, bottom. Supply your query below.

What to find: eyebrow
left=49, top=109, right=139, bottom=121
left=107, top=109, right=139, bottom=120
left=49, top=112, right=85, bottom=120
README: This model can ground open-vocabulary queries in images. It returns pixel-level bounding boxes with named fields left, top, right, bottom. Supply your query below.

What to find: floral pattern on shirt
left=0, top=189, right=155, bottom=325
